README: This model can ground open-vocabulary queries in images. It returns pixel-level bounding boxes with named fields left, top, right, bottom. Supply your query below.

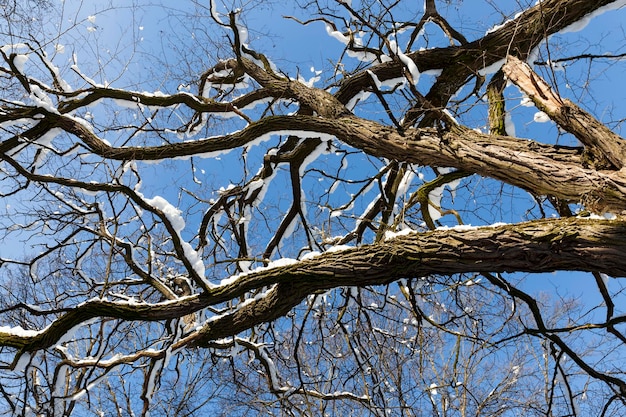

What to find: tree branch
left=503, top=55, right=626, bottom=170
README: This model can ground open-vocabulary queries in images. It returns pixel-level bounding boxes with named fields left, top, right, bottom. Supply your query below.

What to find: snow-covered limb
left=4, top=216, right=623, bottom=354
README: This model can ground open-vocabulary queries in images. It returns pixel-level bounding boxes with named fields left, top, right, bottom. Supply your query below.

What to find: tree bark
left=4, top=217, right=626, bottom=353
left=503, top=55, right=626, bottom=169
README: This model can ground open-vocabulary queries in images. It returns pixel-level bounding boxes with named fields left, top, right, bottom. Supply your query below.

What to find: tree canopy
left=1, top=0, right=626, bottom=415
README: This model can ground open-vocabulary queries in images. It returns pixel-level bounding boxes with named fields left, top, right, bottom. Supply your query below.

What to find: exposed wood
left=503, top=55, right=626, bottom=169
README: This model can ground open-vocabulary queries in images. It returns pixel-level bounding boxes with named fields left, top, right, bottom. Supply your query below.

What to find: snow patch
left=383, top=228, right=416, bottom=241
left=428, top=185, right=445, bottom=221
left=560, top=1, right=626, bottom=33
left=533, top=111, right=550, bottom=123
left=520, top=95, right=534, bottom=107
left=478, top=59, right=505, bottom=76
left=0, top=325, right=42, bottom=338
left=142, top=194, right=208, bottom=284
left=12, top=54, right=29, bottom=73
left=210, top=0, right=223, bottom=24
left=504, top=111, right=516, bottom=136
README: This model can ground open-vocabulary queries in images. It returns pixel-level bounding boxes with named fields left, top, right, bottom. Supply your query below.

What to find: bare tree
left=1, top=0, right=626, bottom=415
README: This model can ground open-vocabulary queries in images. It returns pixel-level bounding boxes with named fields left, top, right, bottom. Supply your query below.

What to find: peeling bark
left=503, top=55, right=626, bottom=169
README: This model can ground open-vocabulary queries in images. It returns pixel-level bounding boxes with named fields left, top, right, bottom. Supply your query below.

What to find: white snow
left=533, top=111, right=550, bottom=123
left=427, top=185, right=445, bottom=221
left=577, top=212, right=617, bottom=220
left=485, top=12, right=523, bottom=35
left=325, top=24, right=350, bottom=45
left=599, top=273, right=610, bottom=286
left=142, top=194, right=209, bottom=285
left=301, top=251, right=322, bottom=260
left=245, top=178, right=265, bottom=200
left=397, top=170, right=416, bottom=198
left=1, top=43, right=29, bottom=54
left=478, top=59, right=505, bottom=76
left=504, top=111, right=516, bottom=136
left=280, top=215, right=298, bottom=240
left=383, top=228, right=416, bottom=241
left=436, top=224, right=478, bottom=231
left=560, top=0, right=626, bottom=33
left=388, top=40, right=420, bottom=84
left=143, top=357, right=163, bottom=409
left=35, top=127, right=62, bottom=147
left=422, top=68, right=443, bottom=77
left=72, top=369, right=117, bottom=401
left=218, top=258, right=299, bottom=287
left=346, top=90, right=371, bottom=110
left=298, top=69, right=322, bottom=88
left=53, top=364, right=70, bottom=416
left=326, top=244, right=353, bottom=253
left=367, top=70, right=382, bottom=89
left=144, top=195, right=185, bottom=232
left=442, top=109, right=459, bottom=125
left=0, top=325, right=42, bottom=338
left=398, top=51, right=420, bottom=84
left=209, top=0, right=223, bottom=24
left=12, top=54, right=28, bottom=73
left=13, top=352, right=32, bottom=372
left=0, top=117, right=36, bottom=130
left=520, top=95, right=534, bottom=107
left=29, top=85, right=58, bottom=113
left=71, top=63, right=104, bottom=88
left=195, top=130, right=334, bottom=162
left=181, top=240, right=206, bottom=280
left=300, top=139, right=328, bottom=177
left=236, top=22, right=248, bottom=46
left=266, top=258, right=298, bottom=268
left=546, top=59, right=565, bottom=71
left=40, top=51, right=71, bottom=91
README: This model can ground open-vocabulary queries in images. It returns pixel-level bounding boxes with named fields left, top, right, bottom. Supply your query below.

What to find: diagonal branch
left=334, top=0, right=619, bottom=107
left=6, top=217, right=626, bottom=354
left=503, top=55, right=626, bottom=170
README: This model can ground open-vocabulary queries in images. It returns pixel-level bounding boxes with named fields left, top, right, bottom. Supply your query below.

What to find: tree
left=1, top=0, right=626, bottom=415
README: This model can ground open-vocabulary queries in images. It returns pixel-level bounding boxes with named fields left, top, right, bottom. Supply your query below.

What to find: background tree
left=1, top=0, right=626, bottom=415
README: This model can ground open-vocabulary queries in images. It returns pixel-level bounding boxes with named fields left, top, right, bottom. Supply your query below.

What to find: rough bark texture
left=503, top=55, right=626, bottom=169
left=3, top=217, right=625, bottom=351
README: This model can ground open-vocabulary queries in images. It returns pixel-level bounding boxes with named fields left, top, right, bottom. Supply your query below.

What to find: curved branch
left=5, top=217, right=626, bottom=354
left=334, top=0, right=619, bottom=106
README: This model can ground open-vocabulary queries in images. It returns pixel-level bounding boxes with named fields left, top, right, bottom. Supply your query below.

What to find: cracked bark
left=4, top=217, right=626, bottom=352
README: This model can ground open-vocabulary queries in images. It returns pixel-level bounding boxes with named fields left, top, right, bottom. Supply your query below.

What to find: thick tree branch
left=41, top=107, right=626, bottom=211
left=334, top=0, right=619, bottom=107
left=6, top=217, right=626, bottom=353
left=503, top=55, right=626, bottom=170
left=192, top=216, right=626, bottom=345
